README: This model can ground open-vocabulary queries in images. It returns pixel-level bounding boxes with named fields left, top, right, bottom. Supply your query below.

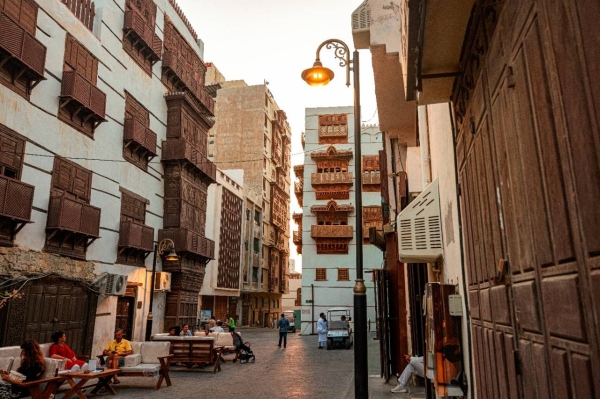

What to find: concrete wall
left=420, top=103, right=472, bottom=398
left=0, top=0, right=208, bottom=356
left=300, top=107, right=382, bottom=334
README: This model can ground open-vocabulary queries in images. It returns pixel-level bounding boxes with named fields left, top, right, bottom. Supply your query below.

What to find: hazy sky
left=176, top=1, right=379, bottom=270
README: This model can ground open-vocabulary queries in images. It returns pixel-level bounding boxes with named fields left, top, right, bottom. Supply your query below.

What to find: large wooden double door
left=1, top=276, right=97, bottom=355
left=454, top=0, right=600, bottom=398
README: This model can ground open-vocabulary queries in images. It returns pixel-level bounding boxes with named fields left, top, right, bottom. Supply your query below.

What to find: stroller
left=232, top=332, right=255, bottom=364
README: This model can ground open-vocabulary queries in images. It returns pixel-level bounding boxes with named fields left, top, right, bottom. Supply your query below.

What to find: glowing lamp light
left=301, top=61, right=335, bottom=86
left=164, top=249, right=179, bottom=262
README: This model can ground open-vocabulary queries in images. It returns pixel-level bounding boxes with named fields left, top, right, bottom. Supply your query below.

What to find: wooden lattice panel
left=216, top=188, right=243, bottom=289
left=315, top=268, right=327, bottom=281
left=270, top=187, right=288, bottom=231
left=338, top=268, right=349, bottom=281
left=162, top=19, right=207, bottom=92
left=318, top=114, right=348, bottom=144
left=164, top=290, right=198, bottom=330
left=163, top=164, right=209, bottom=235
left=166, top=95, right=209, bottom=156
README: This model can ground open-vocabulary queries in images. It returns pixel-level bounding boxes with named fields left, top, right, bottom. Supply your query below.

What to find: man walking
left=277, top=313, right=290, bottom=348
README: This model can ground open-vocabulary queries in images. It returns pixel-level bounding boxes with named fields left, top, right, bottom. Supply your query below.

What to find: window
left=318, top=114, right=348, bottom=144
left=124, top=93, right=156, bottom=170
left=118, top=189, right=151, bottom=266
left=51, top=157, right=92, bottom=202
left=316, top=268, right=327, bottom=281
left=59, top=35, right=105, bottom=137
left=0, top=127, right=25, bottom=179
left=120, top=190, right=147, bottom=224
left=338, top=268, right=350, bottom=281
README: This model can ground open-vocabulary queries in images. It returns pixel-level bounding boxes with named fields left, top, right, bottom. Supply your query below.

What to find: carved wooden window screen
left=162, top=19, right=206, bottom=87
left=363, top=206, right=383, bottom=241
left=51, top=157, right=92, bottom=203
left=318, top=114, right=348, bottom=143
left=64, top=34, right=98, bottom=85
left=0, top=126, right=24, bottom=179
left=338, top=268, right=350, bottom=281
left=363, top=155, right=380, bottom=172
left=120, top=191, right=146, bottom=223
left=126, top=0, right=156, bottom=27
left=316, top=160, right=348, bottom=173
left=0, top=0, right=38, bottom=35
left=316, top=268, right=327, bottom=281
left=217, top=188, right=243, bottom=289
left=125, top=93, right=150, bottom=126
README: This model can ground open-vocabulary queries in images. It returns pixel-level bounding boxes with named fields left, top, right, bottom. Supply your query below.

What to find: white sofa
left=99, top=341, right=172, bottom=390
left=0, top=343, right=67, bottom=379
left=193, top=332, right=241, bottom=356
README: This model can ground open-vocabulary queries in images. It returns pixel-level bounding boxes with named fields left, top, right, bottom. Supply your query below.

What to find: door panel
left=455, top=0, right=600, bottom=397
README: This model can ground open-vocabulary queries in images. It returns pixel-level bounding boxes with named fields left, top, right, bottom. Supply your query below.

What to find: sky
left=176, top=0, right=379, bottom=271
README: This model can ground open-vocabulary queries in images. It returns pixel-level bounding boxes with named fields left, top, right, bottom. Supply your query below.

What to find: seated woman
left=49, top=330, right=86, bottom=370
left=0, top=340, right=45, bottom=398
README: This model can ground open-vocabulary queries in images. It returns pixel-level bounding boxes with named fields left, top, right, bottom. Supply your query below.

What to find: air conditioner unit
left=397, top=178, right=444, bottom=263
left=154, top=272, right=171, bottom=291
left=351, top=0, right=371, bottom=50
left=103, top=274, right=127, bottom=296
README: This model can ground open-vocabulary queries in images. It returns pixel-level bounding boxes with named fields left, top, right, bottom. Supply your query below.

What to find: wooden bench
left=152, top=336, right=221, bottom=373
left=1, top=372, right=63, bottom=399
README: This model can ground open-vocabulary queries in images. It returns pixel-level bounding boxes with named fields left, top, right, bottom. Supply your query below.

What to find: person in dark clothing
left=0, top=340, right=46, bottom=398
left=277, top=313, right=290, bottom=348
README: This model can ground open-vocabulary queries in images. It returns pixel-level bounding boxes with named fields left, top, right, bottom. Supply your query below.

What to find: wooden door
left=1, top=277, right=96, bottom=355
left=116, top=296, right=135, bottom=340
left=454, top=0, right=600, bottom=398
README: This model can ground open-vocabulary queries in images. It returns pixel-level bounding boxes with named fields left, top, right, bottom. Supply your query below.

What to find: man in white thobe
left=317, top=313, right=328, bottom=349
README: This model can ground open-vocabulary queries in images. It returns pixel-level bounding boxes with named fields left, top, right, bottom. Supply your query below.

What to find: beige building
left=207, top=68, right=291, bottom=327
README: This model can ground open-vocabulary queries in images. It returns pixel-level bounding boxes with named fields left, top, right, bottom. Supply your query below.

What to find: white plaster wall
left=421, top=103, right=473, bottom=398
left=406, top=147, right=423, bottom=194
left=0, top=0, right=209, bottom=352
left=300, top=107, right=381, bottom=334
left=368, top=0, right=401, bottom=54
left=281, top=274, right=301, bottom=311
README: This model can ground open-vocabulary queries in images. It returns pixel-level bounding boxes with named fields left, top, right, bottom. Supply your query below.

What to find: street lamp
left=145, top=238, right=179, bottom=341
left=302, top=39, right=368, bottom=399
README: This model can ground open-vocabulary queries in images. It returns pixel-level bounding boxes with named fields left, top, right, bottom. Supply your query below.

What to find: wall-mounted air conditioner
left=102, top=274, right=127, bottom=296
left=397, top=178, right=443, bottom=263
left=154, top=272, right=171, bottom=291
left=351, top=0, right=371, bottom=50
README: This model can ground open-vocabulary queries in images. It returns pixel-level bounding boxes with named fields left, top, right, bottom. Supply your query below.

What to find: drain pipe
left=311, top=284, right=315, bottom=335
left=418, top=106, right=432, bottom=187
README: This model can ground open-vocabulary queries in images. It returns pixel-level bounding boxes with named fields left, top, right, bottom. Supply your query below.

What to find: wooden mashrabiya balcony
left=59, top=70, right=107, bottom=130
left=161, top=138, right=216, bottom=183
left=124, top=117, right=158, bottom=161
left=123, top=7, right=162, bottom=63
left=46, top=195, right=101, bottom=249
left=0, top=175, right=34, bottom=242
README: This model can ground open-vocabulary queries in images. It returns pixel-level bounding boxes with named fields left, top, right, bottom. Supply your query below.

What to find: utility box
left=448, top=295, right=463, bottom=316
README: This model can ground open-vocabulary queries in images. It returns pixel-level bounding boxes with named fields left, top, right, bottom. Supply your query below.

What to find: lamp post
left=145, top=238, right=179, bottom=341
left=302, top=39, right=368, bottom=399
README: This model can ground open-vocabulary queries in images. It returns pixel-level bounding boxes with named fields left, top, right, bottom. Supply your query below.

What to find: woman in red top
left=49, top=330, right=85, bottom=370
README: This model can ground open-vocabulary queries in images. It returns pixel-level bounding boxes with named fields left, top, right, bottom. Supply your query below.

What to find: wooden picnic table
left=60, top=368, right=121, bottom=399
left=1, top=372, right=62, bottom=399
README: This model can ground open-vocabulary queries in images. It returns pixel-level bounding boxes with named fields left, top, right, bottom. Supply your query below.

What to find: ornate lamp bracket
left=158, top=238, right=175, bottom=255
left=315, top=39, right=353, bottom=87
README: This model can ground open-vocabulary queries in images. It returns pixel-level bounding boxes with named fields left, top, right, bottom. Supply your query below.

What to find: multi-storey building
left=294, top=106, right=383, bottom=334
left=281, top=259, right=302, bottom=312
left=207, top=72, right=291, bottom=328
left=0, top=0, right=215, bottom=356
left=200, top=169, right=244, bottom=323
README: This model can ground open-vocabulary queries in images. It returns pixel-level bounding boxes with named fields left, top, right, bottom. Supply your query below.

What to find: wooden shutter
left=0, top=0, right=37, bottom=35
left=124, top=93, right=150, bottom=126
left=64, top=34, right=99, bottom=85
left=0, top=128, right=24, bottom=177
left=121, top=192, right=146, bottom=223
left=52, top=158, right=92, bottom=202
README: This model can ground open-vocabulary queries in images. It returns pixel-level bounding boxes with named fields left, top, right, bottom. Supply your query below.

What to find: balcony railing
left=60, top=71, right=106, bottom=121
left=311, top=225, right=354, bottom=239
left=47, top=196, right=101, bottom=237
left=0, top=13, right=47, bottom=86
left=161, top=139, right=216, bottom=183
left=0, top=176, right=34, bottom=223
left=123, top=9, right=162, bottom=62
left=362, top=171, right=381, bottom=185
left=119, top=220, right=154, bottom=252
left=158, top=228, right=214, bottom=259
left=293, top=231, right=302, bottom=245
left=311, top=172, right=353, bottom=185
left=124, top=118, right=157, bottom=156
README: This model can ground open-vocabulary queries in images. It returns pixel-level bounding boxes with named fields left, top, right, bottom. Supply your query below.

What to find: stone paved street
left=62, top=328, right=425, bottom=399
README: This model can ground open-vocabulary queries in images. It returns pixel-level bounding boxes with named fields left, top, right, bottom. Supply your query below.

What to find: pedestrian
left=277, top=313, right=290, bottom=348
left=179, top=323, right=192, bottom=337
left=317, top=312, right=327, bottom=349
left=208, top=315, right=217, bottom=330
left=391, top=354, right=425, bottom=393
left=226, top=314, right=236, bottom=332
left=0, top=340, right=45, bottom=398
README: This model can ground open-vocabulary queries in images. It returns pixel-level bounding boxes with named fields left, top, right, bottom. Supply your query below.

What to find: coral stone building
left=207, top=74, right=292, bottom=327
left=0, top=0, right=215, bottom=356
left=294, top=106, right=383, bottom=334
